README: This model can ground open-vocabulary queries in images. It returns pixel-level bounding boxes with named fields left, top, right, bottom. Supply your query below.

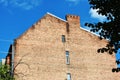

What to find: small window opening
left=66, top=51, right=70, bottom=65
left=62, top=35, right=66, bottom=43
left=67, top=73, right=71, bottom=80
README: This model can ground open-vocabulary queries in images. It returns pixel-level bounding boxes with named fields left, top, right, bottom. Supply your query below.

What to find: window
left=66, top=51, right=70, bottom=65
left=66, top=51, right=69, bottom=56
left=62, top=35, right=66, bottom=43
left=67, top=73, right=71, bottom=80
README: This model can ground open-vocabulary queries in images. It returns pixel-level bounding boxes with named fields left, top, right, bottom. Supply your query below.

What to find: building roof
left=46, top=12, right=98, bottom=36
left=16, top=12, right=102, bottom=41
left=46, top=12, right=67, bottom=22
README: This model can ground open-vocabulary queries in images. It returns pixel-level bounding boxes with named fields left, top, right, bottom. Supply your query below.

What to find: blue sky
left=0, top=0, right=108, bottom=60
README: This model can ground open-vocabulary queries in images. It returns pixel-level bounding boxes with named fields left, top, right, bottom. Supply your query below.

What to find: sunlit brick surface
left=14, top=13, right=120, bottom=80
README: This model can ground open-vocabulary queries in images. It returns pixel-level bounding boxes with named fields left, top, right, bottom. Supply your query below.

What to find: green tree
left=85, top=0, right=120, bottom=71
left=85, top=0, right=120, bottom=54
left=0, top=63, right=14, bottom=80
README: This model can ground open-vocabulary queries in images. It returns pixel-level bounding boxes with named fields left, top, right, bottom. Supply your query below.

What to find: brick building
left=13, top=13, right=119, bottom=80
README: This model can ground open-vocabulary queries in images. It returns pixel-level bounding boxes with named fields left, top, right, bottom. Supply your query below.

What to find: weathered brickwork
left=14, top=13, right=120, bottom=80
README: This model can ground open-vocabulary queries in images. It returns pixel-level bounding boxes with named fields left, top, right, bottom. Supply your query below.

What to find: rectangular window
left=62, top=35, right=66, bottom=43
left=67, top=73, right=71, bottom=80
left=66, top=51, right=70, bottom=65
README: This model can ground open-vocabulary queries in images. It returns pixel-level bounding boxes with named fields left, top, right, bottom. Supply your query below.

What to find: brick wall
left=14, top=13, right=120, bottom=80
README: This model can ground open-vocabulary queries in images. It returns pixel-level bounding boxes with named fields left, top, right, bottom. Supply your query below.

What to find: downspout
left=11, top=44, right=15, bottom=77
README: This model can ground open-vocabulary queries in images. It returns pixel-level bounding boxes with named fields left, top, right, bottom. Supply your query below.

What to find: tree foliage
left=85, top=0, right=120, bottom=70
left=85, top=0, right=120, bottom=54
left=0, top=64, right=14, bottom=80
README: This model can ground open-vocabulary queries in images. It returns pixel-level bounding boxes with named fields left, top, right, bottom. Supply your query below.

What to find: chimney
left=66, top=14, right=80, bottom=26
left=66, top=15, right=80, bottom=33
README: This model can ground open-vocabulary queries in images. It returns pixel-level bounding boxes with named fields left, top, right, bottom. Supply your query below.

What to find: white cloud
left=0, top=0, right=42, bottom=10
left=66, top=0, right=80, bottom=5
left=89, top=8, right=106, bottom=22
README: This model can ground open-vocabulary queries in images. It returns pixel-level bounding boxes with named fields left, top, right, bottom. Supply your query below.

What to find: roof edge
left=46, top=12, right=67, bottom=22
left=80, top=27, right=109, bottom=41
left=80, top=27, right=99, bottom=37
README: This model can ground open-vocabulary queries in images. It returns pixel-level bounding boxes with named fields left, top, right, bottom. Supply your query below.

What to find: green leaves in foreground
left=0, top=64, right=14, bottom=80
left=85, top=0, right=120, bottom=54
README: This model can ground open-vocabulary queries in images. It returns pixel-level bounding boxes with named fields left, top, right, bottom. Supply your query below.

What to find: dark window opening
left=66, top=51, right=70, bottom=65
left=62, top=35, right=66, bottom=43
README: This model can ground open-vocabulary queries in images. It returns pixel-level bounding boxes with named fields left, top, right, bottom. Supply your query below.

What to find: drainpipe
left=11, top=44, right=15, bottom=77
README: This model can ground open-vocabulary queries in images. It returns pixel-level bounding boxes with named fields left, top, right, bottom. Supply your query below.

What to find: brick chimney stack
left=66, top=15, right=80, bottom=26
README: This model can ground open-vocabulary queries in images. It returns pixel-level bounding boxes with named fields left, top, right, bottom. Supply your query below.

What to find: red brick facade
left=14, top=13, right=120, bottom=80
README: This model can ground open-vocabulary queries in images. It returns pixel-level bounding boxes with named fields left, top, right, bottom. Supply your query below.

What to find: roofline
left=80, top=27, right=109, bottom=41
left=80, top=27, right=100, bottom=37
left=46, top=12, right=67, bottom=22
